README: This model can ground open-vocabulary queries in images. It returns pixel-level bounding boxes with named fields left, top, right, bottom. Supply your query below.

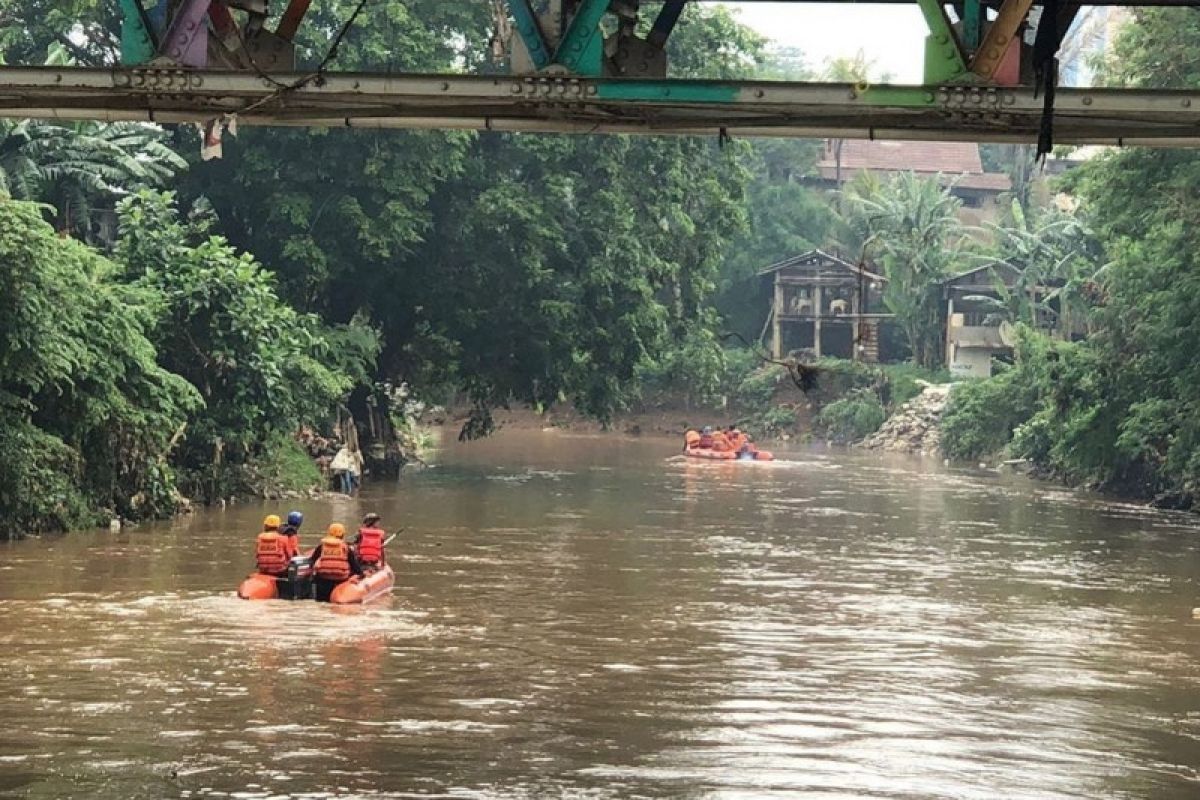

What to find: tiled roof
left=815, top=140, right=1012, bottom=192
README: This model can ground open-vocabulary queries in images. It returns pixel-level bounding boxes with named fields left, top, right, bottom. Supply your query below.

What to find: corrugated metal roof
left=756, top=249, right=887, bottom=282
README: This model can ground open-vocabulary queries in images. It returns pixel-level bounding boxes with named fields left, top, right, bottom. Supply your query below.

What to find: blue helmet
left=286, top=511, right=304, bottom=527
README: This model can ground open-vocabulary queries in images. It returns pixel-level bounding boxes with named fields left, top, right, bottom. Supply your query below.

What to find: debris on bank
left=857, top=383, right=952, bottom=455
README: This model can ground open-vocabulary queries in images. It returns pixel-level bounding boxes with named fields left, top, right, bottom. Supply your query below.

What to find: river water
left=1, top=432, right=1199, bottom=799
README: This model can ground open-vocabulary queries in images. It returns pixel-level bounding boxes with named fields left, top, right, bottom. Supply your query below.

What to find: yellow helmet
left=327, top=523, right=346, bottom=539
left=263, top=514, right=281, bottom=530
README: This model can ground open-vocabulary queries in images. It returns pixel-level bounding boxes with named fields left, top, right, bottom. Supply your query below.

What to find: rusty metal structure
left=0, top=1, right=1196, bottom=146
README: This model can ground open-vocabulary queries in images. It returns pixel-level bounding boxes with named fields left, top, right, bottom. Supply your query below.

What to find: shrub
left=814, top=392, right=886, bottom=444
left=735, top=363, right=786, bottom=410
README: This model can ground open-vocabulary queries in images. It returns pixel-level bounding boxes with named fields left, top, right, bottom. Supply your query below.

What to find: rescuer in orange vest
left=684, top=429, right=701, bottom=451
left=255, top=515, right=291, bottom=576
left=353, top=513, right=387, bottom=570
left=308, top=523, right=364, bottom=602
left=279, top=510, right=304, bottom=557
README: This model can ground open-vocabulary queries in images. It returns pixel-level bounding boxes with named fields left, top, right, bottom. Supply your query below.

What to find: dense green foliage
left=5, top=2, right=1200, bottom=536
left=116, top=191, right=377, bottom=500
left=814, top=393, right=886, bottom=444
left=937, top=10, right=1200, bottom=506
left=0, top=199, right=200, bottom=536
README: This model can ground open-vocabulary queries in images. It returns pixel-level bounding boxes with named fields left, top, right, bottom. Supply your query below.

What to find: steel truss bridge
left=1, top=0, right=1199, bottom=146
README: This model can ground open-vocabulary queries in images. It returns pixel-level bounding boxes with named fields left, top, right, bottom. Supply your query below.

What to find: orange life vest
left=684, top=430, right=701, bottom=448
left=255, top=531, right=289, bottom=575
left=357, top=527, right=385, bottom=565
left=698, top=432, right=714, bottom=448
left=712, top=432, right=732, bottom=452
left=315, top=536, right=352, bottom=581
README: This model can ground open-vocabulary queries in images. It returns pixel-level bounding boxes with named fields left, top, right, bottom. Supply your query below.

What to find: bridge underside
left=2, top=67, right=1200, bottom=146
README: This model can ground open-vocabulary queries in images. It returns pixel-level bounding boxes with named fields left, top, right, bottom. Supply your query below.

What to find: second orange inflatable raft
left=685, top=446, right=774, bottom=461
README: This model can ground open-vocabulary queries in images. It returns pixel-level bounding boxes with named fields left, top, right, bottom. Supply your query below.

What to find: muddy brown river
left=1, top=432, right=1199, bottom=799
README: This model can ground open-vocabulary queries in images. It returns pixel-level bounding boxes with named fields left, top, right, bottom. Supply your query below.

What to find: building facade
left=759, top=250, right=892, bottom=362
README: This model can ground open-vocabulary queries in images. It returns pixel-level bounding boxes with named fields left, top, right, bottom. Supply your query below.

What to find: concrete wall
left=948, top=346, right=994, bottom=379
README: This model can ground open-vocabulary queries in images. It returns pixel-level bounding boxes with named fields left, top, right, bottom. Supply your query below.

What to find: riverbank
left=461, top=359, right=948, bottom=447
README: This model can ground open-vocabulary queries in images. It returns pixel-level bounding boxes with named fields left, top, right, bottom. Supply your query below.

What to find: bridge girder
left=1, top=66, right=1199, bottom=147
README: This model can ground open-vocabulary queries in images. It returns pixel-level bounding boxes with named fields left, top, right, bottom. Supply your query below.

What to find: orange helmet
left=327, top=523, right=346, bottom=539
left=263, top=514, right=281, bottom=530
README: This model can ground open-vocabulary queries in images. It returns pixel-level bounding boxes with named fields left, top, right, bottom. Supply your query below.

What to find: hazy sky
left=726, top=3, right=928, bottom=83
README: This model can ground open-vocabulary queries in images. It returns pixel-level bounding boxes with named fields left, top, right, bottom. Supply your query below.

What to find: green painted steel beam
left=594, top=80, right=739, bottom=102
left=119, top=0, right=157, bottom=65
left=915, top=0, right=970, bottom=83
left=964, top=0, right=982, bottom=50
left=509, top=0, right=553, bottom=71
left=554, top=0, right=610, bottom=76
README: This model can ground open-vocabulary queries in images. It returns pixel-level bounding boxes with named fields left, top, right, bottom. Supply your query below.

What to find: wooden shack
left=758, top=250, right=892, bottom=362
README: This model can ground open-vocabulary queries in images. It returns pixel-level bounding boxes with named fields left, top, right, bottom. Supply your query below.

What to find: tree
left=115, top=190, right=377, bottom=500
left=0, top=119, right=185, bottom=239
left=0, top=197, right=200, bottom=536
left=840, top=172, right=963, bottom=368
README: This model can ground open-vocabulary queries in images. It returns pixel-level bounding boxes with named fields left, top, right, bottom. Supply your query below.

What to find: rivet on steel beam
left=924, top=92, right=935, bottom=103
left=441, top=82, right=450, bottom=91
left=755, top=89, right=764, bottom=99
left=1082, top=96, right=1092, bottom=106
left=1183, top=98, right=1192, bottom=108
left=586, top=86, right=597, bottom=95
left=511, top=84, right=521, bottom=94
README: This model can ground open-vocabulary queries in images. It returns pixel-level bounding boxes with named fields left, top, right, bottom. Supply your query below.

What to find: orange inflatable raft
left=237, top=557, right=395, bottom=604
left=330, top=565, right=396, bottom=605
left=685, top=447, right=774, bottom=461
left=238, top=556, right=314, bottom=600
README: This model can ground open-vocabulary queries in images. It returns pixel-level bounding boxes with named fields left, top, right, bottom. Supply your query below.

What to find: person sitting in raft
left=353, top=513, right=387, bottom=571
left=309, top=523, right=364, bottom=602
left=698, top=426, right=715, bottom=448
left=255, top=515, right=291, bottom=577
left=727, top=427, right=746, bottom=452
left=280, top=510, right=304, bottom=556
left=711, top=428, right=733, bottom=452
left=684, top=429, right=701, bottom=451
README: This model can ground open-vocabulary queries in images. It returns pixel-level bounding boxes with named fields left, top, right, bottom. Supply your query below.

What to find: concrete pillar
left=813, top=283, right=823, bottom=358
left=850, top=287, right=861, bottom=362
left=945, top=295, right=955, bottom=369
left=772, top=273, right=783, bottom=359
